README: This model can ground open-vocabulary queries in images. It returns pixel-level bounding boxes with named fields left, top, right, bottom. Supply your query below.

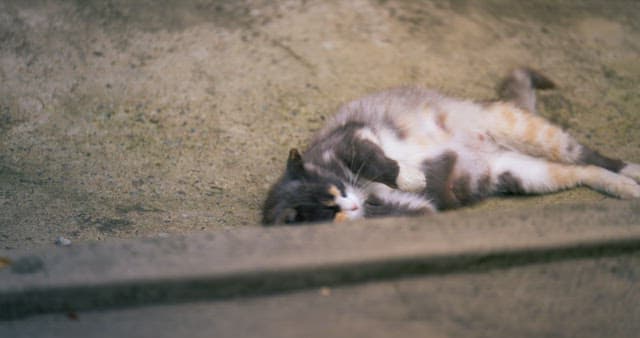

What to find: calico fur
left=262, top=68, right=640, bottom=225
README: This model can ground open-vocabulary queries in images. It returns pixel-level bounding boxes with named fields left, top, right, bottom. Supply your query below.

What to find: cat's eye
left=365, top=200, right=381, bottom=207
left=365, top=196, right=383, bottom=207
left=327, top=184, right=347, bottom=198
left=321, top=198, right=337, bottom=207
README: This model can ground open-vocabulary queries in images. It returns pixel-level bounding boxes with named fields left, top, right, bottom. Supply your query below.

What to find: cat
left=262, top=68, right=640, bottom=225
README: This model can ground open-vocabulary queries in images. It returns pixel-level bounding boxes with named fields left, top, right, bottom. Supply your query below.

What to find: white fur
left=621, top=163, right=640, bottom=182
left=378, top=128, right=426, bottom=166
left=396, top=164, right=427, bottom=192
left=322, top=150, right=334, bottom=163
left=368, top=183, right=435, bottom=211
left=491, top=152, right=640, bottom=198
left=438, top=98, right=487, bottom=136
left=338, top=186, right=365, bottom=220
left=490, top=152, right=555, bottom=193
left=355, top=127, right=379, bottom=144
left=356, top=126, right=429, bottom=192
left=585, top=167, right=640, bottom=199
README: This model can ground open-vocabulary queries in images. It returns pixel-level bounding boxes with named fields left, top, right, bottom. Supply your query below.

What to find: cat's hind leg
left=490, top=152, right=640, bottom=199
left=483, top=102, right=640, bottom=184
left=580, top=147, right=640, bottom=183
left=620, top=163, right=640, bottom=182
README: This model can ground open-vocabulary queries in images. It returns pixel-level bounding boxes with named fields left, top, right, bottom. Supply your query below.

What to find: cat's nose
left=350, top=205, right=359, bottom=211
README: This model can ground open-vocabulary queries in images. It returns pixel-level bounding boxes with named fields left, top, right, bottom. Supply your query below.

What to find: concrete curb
left=1, top=200, right=640, bottom=320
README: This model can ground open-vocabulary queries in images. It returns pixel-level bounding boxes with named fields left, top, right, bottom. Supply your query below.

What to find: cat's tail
left=497, top=67, right=555, bottom=114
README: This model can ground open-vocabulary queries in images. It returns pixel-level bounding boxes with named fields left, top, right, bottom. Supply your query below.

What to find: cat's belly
left=364, top=109, right=496, bottom=199
left=377, top=106, right=495, bottom=168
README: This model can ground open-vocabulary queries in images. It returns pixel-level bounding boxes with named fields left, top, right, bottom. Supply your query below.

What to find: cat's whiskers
left=357, top=171, right=387, bottom=192
left=351, top=159, right=367, bottom=186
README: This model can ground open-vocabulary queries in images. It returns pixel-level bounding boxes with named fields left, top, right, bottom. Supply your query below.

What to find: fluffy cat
left=262, top=68, right=640, bottom=225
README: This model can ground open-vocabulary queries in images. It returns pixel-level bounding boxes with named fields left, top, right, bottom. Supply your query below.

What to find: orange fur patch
left=548, top=163, right=577, bottom=188
left=334, top=211, right=348, bottom=222
left=322, top=200, right=337, bottom=207
left=544, top=126, right=556, bottom=141
left=524, top=115, right=544, bottom=145
left=328, top=185, right=341, bottom=198
left=550, top=144, right=561, bottom=161
left=543, top=126, right=557, bottom=159
left=500, top=108, right=517, bottom=129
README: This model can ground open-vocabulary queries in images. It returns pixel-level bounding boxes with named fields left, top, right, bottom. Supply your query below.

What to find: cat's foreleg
left=485, top=102, right=640, bottom=183
left=491, top=152, right=640, bottom=199
left=395, top=164, right=428, bottom=192
left=364, top=183, right=436, bottom=218
left=336, top=131, right=426, bottom=192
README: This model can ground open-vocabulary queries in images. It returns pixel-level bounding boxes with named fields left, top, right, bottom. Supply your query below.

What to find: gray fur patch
left=496, top=172, right=525, bottom=194
left=578, top=146, right=625, bottom=173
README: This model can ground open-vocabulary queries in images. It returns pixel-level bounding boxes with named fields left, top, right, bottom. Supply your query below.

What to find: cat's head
left=262, top=149, right=364, bottom=225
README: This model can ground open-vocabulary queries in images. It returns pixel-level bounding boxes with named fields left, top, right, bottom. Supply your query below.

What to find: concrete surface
left=1, top=200, right=640, bottom=336
left=1, top=200, right=640, bottom=316
left=4, top=253, right=640, bottom=338
left=2, top=2, right=640, bottom=336
left=2, top=0, right=640, bottom=249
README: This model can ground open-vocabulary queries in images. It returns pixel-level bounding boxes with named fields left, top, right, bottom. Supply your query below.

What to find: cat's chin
left=334, top=208, right=364, bottom=223
left=335, top=186, right=365, bottom=221
left=343, top=206, right=365, bottom=221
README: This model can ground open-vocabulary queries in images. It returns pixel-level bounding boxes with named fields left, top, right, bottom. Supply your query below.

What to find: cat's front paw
left=396, top=164, right=426, bottom=192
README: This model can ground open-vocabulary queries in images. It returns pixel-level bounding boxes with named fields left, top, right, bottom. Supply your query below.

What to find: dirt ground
left=1, top=0, right=639, bottom=250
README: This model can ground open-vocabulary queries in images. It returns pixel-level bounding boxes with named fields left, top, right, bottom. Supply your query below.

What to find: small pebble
left=157, top=232, right=170, bottom=238
left=0, top=257, right=11, bottom=269
left=55, top=236, right=72, bottom=246
left=319, top=287, right=331, bottom=296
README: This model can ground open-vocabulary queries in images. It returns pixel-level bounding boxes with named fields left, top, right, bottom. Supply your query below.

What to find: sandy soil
left=1, top=0, right=640, bottom=249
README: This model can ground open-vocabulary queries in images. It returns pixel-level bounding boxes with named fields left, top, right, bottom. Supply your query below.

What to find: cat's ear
left=286, top=148, right=306, bottom=178
left=275, top=207, right=298, bottom=224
